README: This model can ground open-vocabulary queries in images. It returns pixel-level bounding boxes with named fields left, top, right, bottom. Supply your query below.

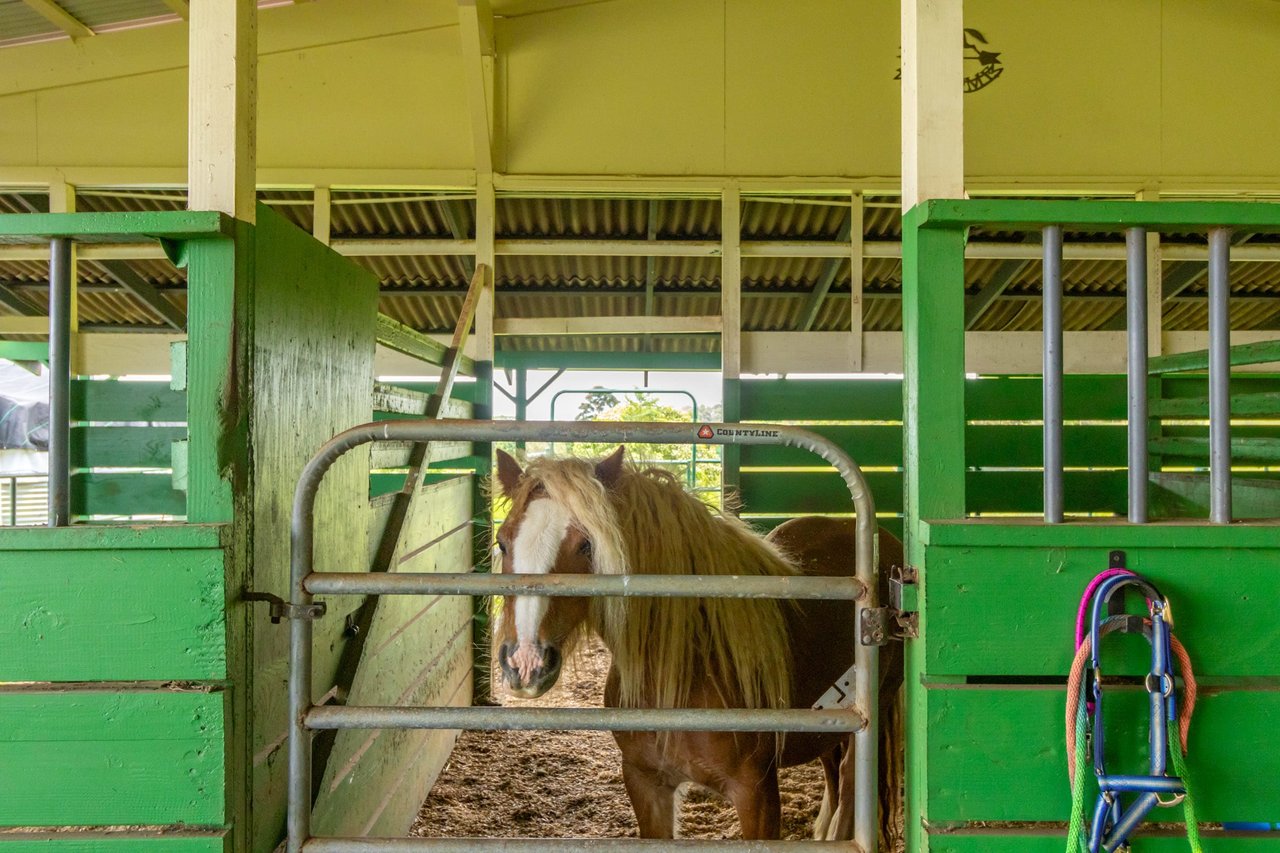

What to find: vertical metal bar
left=1042, top=225, right=1064, bottom=524
left=8, top=476, right=16, bottom=526
left=1125, top=228, right=1148, bottom=523
left=288, top=499, right=316, bottom=853
left=1208, top=227, right=1233, bottom=524
left=47, top=237, right=72, bottom=527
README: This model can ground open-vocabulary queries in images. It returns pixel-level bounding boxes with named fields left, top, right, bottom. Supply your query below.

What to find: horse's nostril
left=542, top=645, right=561, bottom=673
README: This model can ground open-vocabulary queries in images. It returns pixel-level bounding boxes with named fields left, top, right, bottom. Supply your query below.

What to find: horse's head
left=491, top=445, right=625, bottom=698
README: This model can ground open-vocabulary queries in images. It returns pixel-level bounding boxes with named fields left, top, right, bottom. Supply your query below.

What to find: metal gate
left=285, top=420, right=881, bottom=852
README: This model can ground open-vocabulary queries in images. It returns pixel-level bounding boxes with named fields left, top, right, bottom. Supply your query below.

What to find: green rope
left=1168, top=722, right=1204, bottom=853
left=1066, top=699, right=1090, bottom=853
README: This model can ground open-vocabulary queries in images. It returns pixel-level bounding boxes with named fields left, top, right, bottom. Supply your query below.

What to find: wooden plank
left=369, top=440, right=472, bottom=470
left=70, top=380, right=186, bottom=423
left=375, top=313, right=456, bottom=371
left=0, top=212, right=231, bottom=242
left=373, top=385, right=471, bottom=419
left=924, top=687, right=1280, bottom=823
left=71, top=425, right=187, bottom=468
left=929, top=835, right=1280, bottom=853
left=1150, top=390, right=1280, bottom=417
left=1151, top=436, right=1280, bottom=462
left=967, top=424, right=1128, bottom=469
left=71, top=471, right=186, bottom=517
left=1150, top=472, right=1280, bottom=520
left=740, top=424, right=904, bottom=469
left=0, top=691, right=225, bottom=826
left=1149, top=339, right=1280, bottom=375
left=0, top=545, right=224, bottom=681
left=740, top=377, right=903, bottom=421
left=739, top=469, right=905, bottom=516
left=0, top=523, right=223, bottom=551
left=965, top=375, right=1127, bottom=420
left=921, top=537, right=1280, bottom=677
left=313, top=480, right=473, bottom=835
left=738, top=470, right=1128, bottom=517
left=180, top=228, right=243, bottom=525
left=188, top=0, right=257, bottom=222
left=721, top=184, right=741, bottom=381
left=0, top=834, right=226, bottom=852
left=248, top=204, right=378, bottom=853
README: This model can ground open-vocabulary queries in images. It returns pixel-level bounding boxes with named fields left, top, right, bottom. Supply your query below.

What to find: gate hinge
left=860, top=565, right=919, bottom=645
left=243, top=591, right=327, bottom=623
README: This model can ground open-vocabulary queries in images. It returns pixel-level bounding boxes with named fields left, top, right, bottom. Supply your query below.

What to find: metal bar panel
left=1042, top=225, right=1064, bottom=524
left=1125, top=227, right=1148, bottom=523
left=305, top=571, right=864, bottom=600
left=1208, top=227, right=1233, bottom=524
left=306, top=839, right=852, bottom=852
left=287, top=419, right=879, bottom=853
left=306, top=706, right=865, bottom=734
left=47, top=238, right=72, bottom=527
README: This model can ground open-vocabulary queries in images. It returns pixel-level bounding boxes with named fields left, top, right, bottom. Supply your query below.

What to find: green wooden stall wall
left=0, top=207, right=480, bottom=853
left=898, top=199, right=1280, bottom=852
left=0, top=210, right=237, bottom=853
left=738, top=374, right=1280, bottom=538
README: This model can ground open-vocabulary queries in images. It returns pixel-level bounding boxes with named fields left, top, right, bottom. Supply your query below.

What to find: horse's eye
left=578, top=539, right=593, bottom=557
left=497, top=540, right=508, bottom=555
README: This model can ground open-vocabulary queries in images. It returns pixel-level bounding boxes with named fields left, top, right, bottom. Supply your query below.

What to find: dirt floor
left=412, top=640, right=828, bottom=840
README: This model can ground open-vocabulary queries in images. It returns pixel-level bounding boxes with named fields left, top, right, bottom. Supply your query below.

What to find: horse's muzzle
left=498, top=642, right=562, bottom=698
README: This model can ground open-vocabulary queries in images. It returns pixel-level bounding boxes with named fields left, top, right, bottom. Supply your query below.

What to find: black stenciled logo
left=894, top=28, right=1004, bottom=93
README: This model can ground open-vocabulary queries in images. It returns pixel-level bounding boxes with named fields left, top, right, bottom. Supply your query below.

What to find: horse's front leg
left=727, top=763, right=782, bottom=839
left=619, top=758, right=679, bottom=838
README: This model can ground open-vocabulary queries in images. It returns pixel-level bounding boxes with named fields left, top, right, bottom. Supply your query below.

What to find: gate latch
left=859, top=565, right=919, bottom=645
left=244, top=591, right=327, bottom=623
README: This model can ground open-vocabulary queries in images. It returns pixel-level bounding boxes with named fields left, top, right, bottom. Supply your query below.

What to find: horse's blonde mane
left=514, top=454, right=797, bottom=713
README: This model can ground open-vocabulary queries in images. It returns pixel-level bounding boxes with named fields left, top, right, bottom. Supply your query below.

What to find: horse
left=490, top=446, right=904, bottom=845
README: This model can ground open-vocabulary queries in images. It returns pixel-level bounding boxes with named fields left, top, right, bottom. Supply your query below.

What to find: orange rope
left=1066, top=626, right=1196, bottom=787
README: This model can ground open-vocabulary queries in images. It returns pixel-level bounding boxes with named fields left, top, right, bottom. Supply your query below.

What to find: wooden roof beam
left=98, top=260, right=186, bottom=331
left=457, top=0, right=496, bottom=177
left=963, top=257, right=1035, bottom=330
left=161, top=0, right=190, bottom=21
left=21, top=0, right=93, bottom=39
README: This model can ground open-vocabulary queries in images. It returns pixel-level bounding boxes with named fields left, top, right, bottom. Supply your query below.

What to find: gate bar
left=305, top=572, right=864, bottom=600
left=1042, top=225, right=1064, bottom=524
left=307, top=840, right=856, bottom=852
left=1207, top=227, right=1233, bottom=524
left=1125, top=227, right=1148, bottom=524
left=289, top=420, right=878, bottom=853
left=306, top=706, right=866, bottom=734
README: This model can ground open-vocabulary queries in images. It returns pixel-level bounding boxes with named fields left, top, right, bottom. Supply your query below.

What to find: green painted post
left=514, top=368, right=528, bottom=451
left=901, top=203, right=968, bottom=853
left=471, top=360, right=495, bottom=705
left=721, top=376, right=741, bottom=512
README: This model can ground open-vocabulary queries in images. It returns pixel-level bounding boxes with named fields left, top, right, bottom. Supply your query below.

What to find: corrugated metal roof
left=1, top=189, right=1278, bottom=341
left=56, top=0, right=168, bottom=29
left=0, top=0, right=59, bottom=43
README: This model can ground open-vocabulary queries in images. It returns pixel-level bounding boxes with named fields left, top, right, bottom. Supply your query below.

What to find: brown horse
left=491, top=446, right=903, bottom=844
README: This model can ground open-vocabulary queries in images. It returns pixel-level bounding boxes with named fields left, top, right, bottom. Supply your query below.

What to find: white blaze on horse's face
left=509, top=496, right=572, bottom=676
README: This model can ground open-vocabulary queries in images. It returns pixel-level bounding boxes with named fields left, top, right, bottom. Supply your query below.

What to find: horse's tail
left=830, top=684, right=905, bottom=848
left=878, top=685, right=906, bottom=851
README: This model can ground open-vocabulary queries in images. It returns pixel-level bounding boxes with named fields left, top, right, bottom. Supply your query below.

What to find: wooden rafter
left=160, top=0, right=190, bottom=21
left=98, top=259, right=186, bottom=331
left=22, top=0, right=93, bottom=39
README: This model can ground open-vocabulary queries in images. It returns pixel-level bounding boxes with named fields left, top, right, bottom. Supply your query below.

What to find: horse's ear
left=495, top=449, right=523, bottom=497
left=595, top=445, right=625, bottom=489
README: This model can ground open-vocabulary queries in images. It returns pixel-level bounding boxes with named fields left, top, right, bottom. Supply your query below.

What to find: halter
left=1066, top=565, right=1203, bottom=853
